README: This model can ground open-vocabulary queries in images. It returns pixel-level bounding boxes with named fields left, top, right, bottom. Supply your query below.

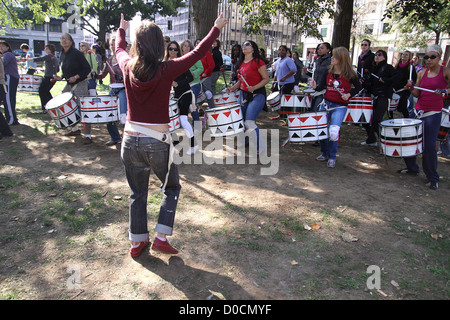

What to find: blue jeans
left=319, top=100, right=348, bottom=160
left=190, top=83, right=201, bottom=121
left=238, top=92, right=266, bottom=151
left=121, top=135, right=181, bottom=242
left=404, top=111, right=441, bottom=183
left=110, top=88, right=128, bottom=114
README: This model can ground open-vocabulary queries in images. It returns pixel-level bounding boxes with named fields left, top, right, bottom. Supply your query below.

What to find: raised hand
left=214, top=12, right=228, bottom=30
left=120, top=13, right=129, bottom=31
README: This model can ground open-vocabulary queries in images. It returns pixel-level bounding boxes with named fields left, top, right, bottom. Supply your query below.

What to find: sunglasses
left=243, top=42, right=252, bottom=47
left=375, top=53, right=384, bottom=57
left=361, top=43, right=369, bottom=46
left=423, top=55, right=438, bottom=60
left=168, top=47, right=178, bottom=51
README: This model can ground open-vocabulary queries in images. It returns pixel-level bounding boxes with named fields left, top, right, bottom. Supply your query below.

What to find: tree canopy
left=384, top=0, right=450, bottom=44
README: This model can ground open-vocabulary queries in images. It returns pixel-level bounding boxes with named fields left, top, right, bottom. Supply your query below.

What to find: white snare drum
left=267, top=92, right=281, bottom=111
left=168, top=99, right=180, bottom=132
left=288, top=112, right=328, bottom=142
left=438, top=108, right=450, bottom=141
left=45, top=92, right=80, bottom=129
left=280, top=93, right=310, bottom=119
left=213, top=92, right=240, bottom=107
left=345, top=96, right=373, bottom=123
left=18, top=74, right=43, bottom=92
left=389, top=93, right=400, bottom=112
left=379, top=118, right=423, bottom=157
left=205, top=104, right=244, bottom=137
left=79, top=95, right=119, bottom=124
left=302, top=88, right=315, bottom=96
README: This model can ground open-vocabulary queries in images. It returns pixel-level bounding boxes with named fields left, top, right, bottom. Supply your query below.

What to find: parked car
left=222, top=55, right=232, bottom=71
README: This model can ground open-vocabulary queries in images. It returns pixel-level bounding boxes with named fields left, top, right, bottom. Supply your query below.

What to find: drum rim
left=45, top=92, right=74, bottom=109
left=205, top=104, right=241, bottom=113
left=380, top=118, right=422, bottom=127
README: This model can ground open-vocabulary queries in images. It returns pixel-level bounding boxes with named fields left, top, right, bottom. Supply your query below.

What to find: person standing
left=315, top=47, right=362, bottom=168
left=181, top=40, right=202, bottom=122
left=400, top=45, right=450, bottom=190
left=53, top=34, right=92, bottom=143
left=116, top=13, right=228, bottom=257
left=26, top=44, right=59, bottom=112
left=0, top=53, right=13, bottom=138
left=225, top=40, right=270, bottom=152
left=311, top=42, right=332, bottom=112
left=393, top=50, right=417, bottom=118
left=210, top=39, right=223, bottom=95
left=20, top=43, right=37, bottom=72
left=357, top=39, right=375, bottom=78
left=79, top=41, right=98, bottom=96
left=0, top=41, right=20, bottom=125
left=195, top=39, right=215, bottom=110
left=360, top=50, right=401, bottom=146
left=272, top=45, right=297, bottom=94
left=97, top=36, right=128, bottom=125
left=165, top=40, right=197, bottom=154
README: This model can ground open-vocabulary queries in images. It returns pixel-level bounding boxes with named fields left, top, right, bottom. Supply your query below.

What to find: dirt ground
left=0, top=86, right=449, bottom=302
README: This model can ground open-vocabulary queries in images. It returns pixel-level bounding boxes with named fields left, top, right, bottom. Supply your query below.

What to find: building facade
left=0, top=19, right=84, bottom=58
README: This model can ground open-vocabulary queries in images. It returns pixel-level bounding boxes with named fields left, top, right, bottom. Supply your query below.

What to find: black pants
left=39, top=76, right=56, bottom=111
left=390, top=90, right=410, bottom=118
left=363, top=96, right=388, bottom=144
left=0, top=85, right=13, bottom=137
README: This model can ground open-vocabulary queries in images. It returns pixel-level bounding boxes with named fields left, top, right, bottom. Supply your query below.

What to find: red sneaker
left=130, top=241, right=150, bottom=258
left=151, top=238, right=179, bottom=254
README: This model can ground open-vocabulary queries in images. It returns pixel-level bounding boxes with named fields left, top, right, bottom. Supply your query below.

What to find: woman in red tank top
left=400, top=45, right=450, bottom=190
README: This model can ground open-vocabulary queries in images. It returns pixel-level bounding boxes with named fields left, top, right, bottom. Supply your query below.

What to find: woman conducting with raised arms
left=116, top=13, right=228, bottom=258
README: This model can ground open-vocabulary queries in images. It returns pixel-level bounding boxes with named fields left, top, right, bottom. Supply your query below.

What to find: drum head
left=45, top=92, right=73, bottom=110
left=380, top=118, right=422, bottom=127
left=267, top=92, right=279, bottom=99
left=303, top=88, right=315, bottom=94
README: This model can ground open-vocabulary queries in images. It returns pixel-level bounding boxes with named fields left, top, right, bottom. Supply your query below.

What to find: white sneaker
left=316, top=154, right=328, bottom=161
left=361, top=141, right=377, bottom=147
left=187, top=145, right=199, bottom=155
left=327, top=159, right=336, bottom=168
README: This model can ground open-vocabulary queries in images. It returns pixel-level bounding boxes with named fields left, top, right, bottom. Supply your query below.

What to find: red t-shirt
left=324, top=73, right=352, bottom=104
left=238, top=58, right=266, bottom=91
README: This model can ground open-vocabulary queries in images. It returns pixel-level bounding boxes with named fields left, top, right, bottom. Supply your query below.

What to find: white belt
left=124, top=121, right=174, bottom=193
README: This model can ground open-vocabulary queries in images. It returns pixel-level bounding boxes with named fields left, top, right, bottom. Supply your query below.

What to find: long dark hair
left=128, top=20, right=165, bottom=82
left=164, top=41, right=181, bottom=61
left=237, top=40, right=262, bottom=70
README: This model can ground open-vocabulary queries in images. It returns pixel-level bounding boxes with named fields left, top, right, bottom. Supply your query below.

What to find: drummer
left=97, top=36, right=128, bottom=124
left=315, top=47, right=362, bottom=168
left=53, top=33, right=92, bottom=143
left=165, top=40, right=197, bottom=154
left=360, top=50, right=401, bottom=147
left=271, top=45, right=297, bottom=120
left=401, top=44, right=450, bottom=190
left=310, top=42, right=332, bottom=112
left=26, top=44, right=59, bottom=113
left=226, top=40, right=269, bottom=152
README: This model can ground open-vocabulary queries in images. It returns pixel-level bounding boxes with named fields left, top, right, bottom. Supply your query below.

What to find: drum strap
left=414, top=109, right=440, bottom=119
left=124, top=122, right=174, bottom=193
left=177, top=89, right=196, bottom=113
left=312, top=89, right=325, bottom=97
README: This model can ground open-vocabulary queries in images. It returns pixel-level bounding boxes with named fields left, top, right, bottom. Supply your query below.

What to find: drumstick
left=409, top=60, right=413, bottom=81
left=408, top=84, right=448, bottom=96
left=311, top=55, right=317, bottom=82
left=361, top=60, right=364, bottom=78
left=364, top=69, right=380, bottom=79
left=220, top=67, right=228, bottom=88
left=238, top=70, right=251, bottom=92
